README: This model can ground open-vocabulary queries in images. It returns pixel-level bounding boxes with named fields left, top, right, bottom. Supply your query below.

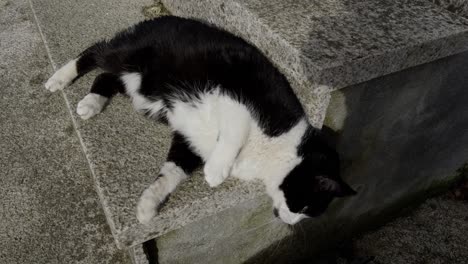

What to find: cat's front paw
left=203, top=160, right=231, bottom=187
left=76, top=93, right=108, bottom=120
left=136, top=187, right=160, bottom=225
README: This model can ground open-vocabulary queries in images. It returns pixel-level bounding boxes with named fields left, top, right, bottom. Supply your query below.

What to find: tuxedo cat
left=45, top=16, right=356, bottom=225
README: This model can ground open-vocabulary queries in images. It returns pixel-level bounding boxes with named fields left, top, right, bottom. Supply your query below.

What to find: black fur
left=75, top=16, right=304, bottom=136
left=167, top=132, right=203, bottom=174
left=89, top=73, right=125, bottom=98
left=280, top=127, right=356, bottom=216
left=73, top=16, right=355, bottom=220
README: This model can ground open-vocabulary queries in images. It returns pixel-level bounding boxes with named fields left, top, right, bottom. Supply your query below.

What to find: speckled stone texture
left=162, top=0, right=468, bottom=93
left=0, top=0, right=128, bottom=263
left=431, top=0, right=468, bottom=19
left=23, top=0, right=468, bottom=259
left=353, top=197, right=468, bottom=264
left=31, top=0, right=264, bottom=249
left=129, top=244, right=148, bottom=264
left=130, top=49, right=468, bottom=264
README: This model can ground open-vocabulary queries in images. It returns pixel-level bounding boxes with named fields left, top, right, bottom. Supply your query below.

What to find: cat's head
left=272, top=129, right=356, bottom=225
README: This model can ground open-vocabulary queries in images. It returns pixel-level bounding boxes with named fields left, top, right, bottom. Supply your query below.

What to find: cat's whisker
left=297, top=222, right=307, bottom=246
left=270, top=235, right=285, bottom=258
left=238, top=218, right=279, bottom=235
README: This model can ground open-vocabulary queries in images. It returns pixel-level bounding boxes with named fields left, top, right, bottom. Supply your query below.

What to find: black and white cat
left=45, top=16, right=356, bottom=225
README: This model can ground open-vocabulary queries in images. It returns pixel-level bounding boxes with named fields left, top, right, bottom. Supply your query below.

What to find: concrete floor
left=1, top=0, right=467, bottom=263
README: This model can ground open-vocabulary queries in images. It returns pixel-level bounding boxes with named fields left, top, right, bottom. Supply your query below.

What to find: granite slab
left=163, top=0, right=468, bottom=93
left=31, top=0, right=264, bottom=249
left=0, top=0, right=129, bottom=263
left=430, top=0, right=468, bottom=19
left=28, top=0, right=468, bottom=252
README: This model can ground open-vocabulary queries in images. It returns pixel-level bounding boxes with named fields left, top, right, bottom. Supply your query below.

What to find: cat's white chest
left=164, top=89, right=265, bottom=180
left=164, top=89, right=305, bottom=182
left=165, top=91, right=221, bottom=160
left=231, top=123, right=304, bottom=182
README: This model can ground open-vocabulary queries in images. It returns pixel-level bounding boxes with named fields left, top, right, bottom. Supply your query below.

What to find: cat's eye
left=299, top=206, right=309, bottom=214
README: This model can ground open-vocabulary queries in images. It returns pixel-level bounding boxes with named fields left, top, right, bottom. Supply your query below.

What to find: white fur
left=166, top=89, right=220, bottom=159
left=137, top=162, right=188, bottom=225
left=166, top=89, right=251, bottom=187
left=202, top=93, right=251, bottom=187
left=121, top=72, right=142, bottom=94
left=44, top=62, right=311, bottom=224
left=165, top=87, right=309, bottom=224
left=277, top=203, right=307, bottom=225
left=120, top=73, right=310, bottom=225
left=121, top=73, right=164, bottom=118
left=76, top=93, right=108, bottom=120
left=231, top=119, right=308, bottom=225
left=45, top=59, right=78, bottom=92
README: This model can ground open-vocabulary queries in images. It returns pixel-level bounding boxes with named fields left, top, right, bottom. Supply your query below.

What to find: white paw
left=76, top=93, right=108, bottom=120
left=203, top=160, right=231, bottom=187
left=45, top=75, right=68, bottom=92
left=44, top=59, right=78, bottom=92
left=136, top=187, right=161, bottom=225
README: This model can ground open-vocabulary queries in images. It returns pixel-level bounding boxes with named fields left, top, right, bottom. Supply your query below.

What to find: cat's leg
left=44, top=59, right=79, bottom=92
left=137, top=132, right=202, bottom=225
left=203, top=101, right=251, bottom=187
left=45, top=41, right=104, bottom=92
left=76, top=73, right=125, bottom=120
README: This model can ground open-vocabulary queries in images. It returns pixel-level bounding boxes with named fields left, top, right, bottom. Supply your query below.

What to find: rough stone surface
left=162, top=0, right=468, bottom=92
left=352, top=196, right=468, bottom=264
left=0, top=0, right=129, bottom=263
left=131, top=195, right=292, bottom=264
left=131, top=196, right=468, bottom=264
left=430, top=0, right=468, bottom=19
left=129, top=243, right=149, bottom=264
left=130, top=51, right=468, bottom=263
left=31, top=0, right=264, bottom=249
left=21, top=0, right=468, bottom=259
left=142, top=0, right=171, bottom=19
left=295, top=193, right=468, bottom=264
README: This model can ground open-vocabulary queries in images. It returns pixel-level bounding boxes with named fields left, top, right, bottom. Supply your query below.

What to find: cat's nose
left=273, top=208, right=279, bottom=218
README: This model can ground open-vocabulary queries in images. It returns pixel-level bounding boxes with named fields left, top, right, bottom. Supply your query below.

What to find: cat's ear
left=315, top=175, right=357, bottom=197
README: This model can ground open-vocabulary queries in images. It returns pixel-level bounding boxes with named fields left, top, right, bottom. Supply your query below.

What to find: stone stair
left=163, top=0, right=468, bottom=126
left=30, top=0, right=468, bottom=263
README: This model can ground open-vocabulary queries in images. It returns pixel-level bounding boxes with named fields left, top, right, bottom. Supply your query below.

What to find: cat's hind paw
left=44, top=59, right=78, bottom=92
left=76, top=93, right=108, bottom=120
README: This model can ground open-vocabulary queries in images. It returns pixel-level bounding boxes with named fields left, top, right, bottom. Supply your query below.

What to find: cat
left=45, top=16, right=356, bottom=225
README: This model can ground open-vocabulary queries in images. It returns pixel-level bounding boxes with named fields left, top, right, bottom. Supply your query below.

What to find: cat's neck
left=233, top=118, right=311, bottom=184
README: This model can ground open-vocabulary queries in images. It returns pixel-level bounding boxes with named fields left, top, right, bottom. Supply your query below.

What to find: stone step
left=31, top=0, right=263, bottom=250
left=130, top=49, right=468, bottom=264
left=1, top=1, right=129, bottom=263
left=32, top=0, right=468, bottom=262
left=162, top=0, right=468, bottom=125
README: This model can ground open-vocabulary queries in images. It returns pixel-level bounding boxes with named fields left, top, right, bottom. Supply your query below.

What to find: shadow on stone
left=143, top=239, right=159, bottom=264
left=243, top=46, right=468, bottom=263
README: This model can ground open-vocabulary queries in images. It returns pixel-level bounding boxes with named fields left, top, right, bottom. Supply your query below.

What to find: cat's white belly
left=166, top=92, right=220, bottom=160
left=165, top=89, right=305, bottom=182
left=232, top=122, right=304, bottom=182
left=165, top=89, right=261, bottom=180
